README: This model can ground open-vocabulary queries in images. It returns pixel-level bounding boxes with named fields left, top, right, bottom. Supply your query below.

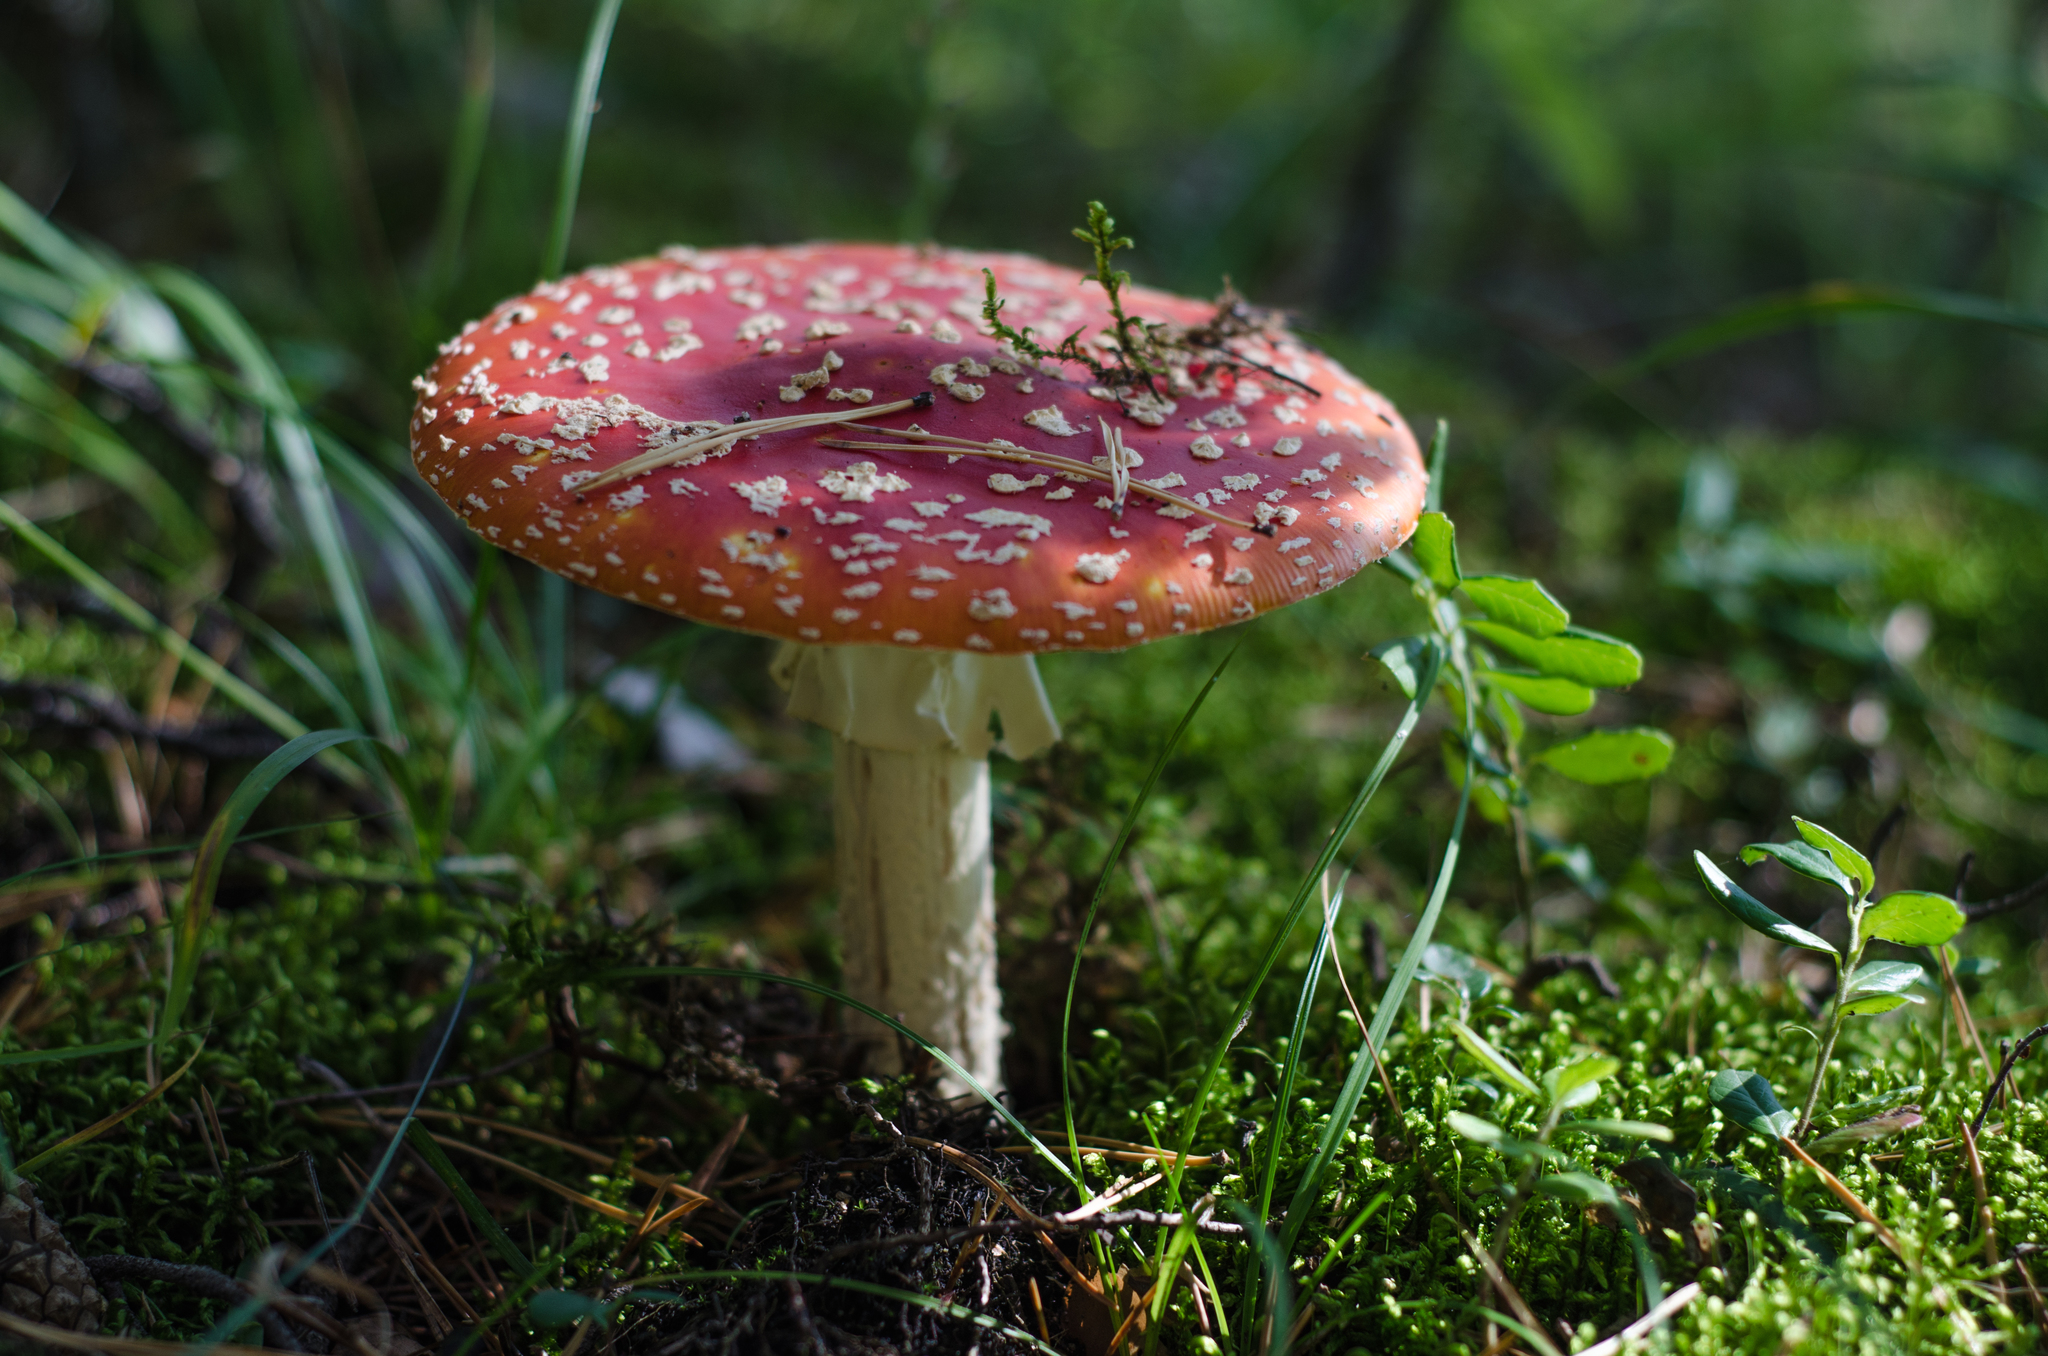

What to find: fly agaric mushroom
left=410, top=240, right=1427, bottom=1092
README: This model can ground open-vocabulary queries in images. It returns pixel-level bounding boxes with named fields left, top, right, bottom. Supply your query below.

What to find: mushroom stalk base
left=832, top=736, right=1000, bottom=1093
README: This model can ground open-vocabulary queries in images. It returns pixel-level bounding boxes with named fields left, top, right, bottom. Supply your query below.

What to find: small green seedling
left=1695, top=817, right=1966, bottom=1137
left=1446, top=1017, right=1670, bottom=1305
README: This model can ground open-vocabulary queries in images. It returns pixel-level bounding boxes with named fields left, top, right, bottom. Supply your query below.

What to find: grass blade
left=196, top=953, right=480, bottom=1350
left=1278, top=650, right=1479, bottom=1258
left=402, top=1119, right=536, bottom=1279
left=1060, top=642, right=1236, bottom=1184
left=424, top=0, right=497, bottom=315
left=158, top=730, right=372, bottom=1062
left=144, top=265, right=399, bottom=742
left=0, top=1036, right=153, bottom=1067
left=1165, top=636, right=1445, bottom=1196
left=543, top=0, right=623, bottom=279
left=16, top=1043, right=203, bottom=1175
left=0, top=498, right=315, bottom=746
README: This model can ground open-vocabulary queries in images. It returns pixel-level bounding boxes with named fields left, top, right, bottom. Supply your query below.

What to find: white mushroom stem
left=773, top=643, right=1060, bottom=1095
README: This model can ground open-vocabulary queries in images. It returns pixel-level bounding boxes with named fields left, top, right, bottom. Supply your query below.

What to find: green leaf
left=1371, top=635, right=1441, bottom=700
left=529, top=1290, right=618, bottom=1330
left=161, top=730, right=373, bottom=1065
left=1543, top=1056, right=1619, bottom=1107
left=1465, top=622, right=1644, bottom=688
left=1806, top=1108, right=1923, bottom=1156
left=1954, top=956, right=2000, bottom=978
left=1483, top=668, right=1595, bottom=716
left=1838, top=959, right=1924, bottom=1020
left=1791, top=817, right=1873, bottom=896
left=1535, top=1171, right=1624, bottom=1209
left=1459, top=575, right=1569, bottom=636
left=1448, top=1110, right=1505, bottom=1145
left=1860, top=890, right=1966, bottom=947
left=1558, top=1119, right=1675, bottom=1142
left=1693, top=852, right=1839, bottom=955
left=1411, top=511, right=1461, bottom=590
left=1839, top=993, right=1916, bottom=1016
left=1739, top=840, right=1853, bottom=898
left=1695, top=1167, right=1836, bottom=1263
left=1708, top=1069, right=1796, bottom=1139
left=1418, top=943, right=1494, bottom=1003
left=1537, top=728, right=1675, bottom=784
left=405, top=1122, right=537, bottom=1280
left=1446, top=1017, right=1538, bottom=1097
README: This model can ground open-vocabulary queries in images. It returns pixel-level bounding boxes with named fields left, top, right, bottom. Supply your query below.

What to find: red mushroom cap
left=408, top=243, right=1426, bottom=654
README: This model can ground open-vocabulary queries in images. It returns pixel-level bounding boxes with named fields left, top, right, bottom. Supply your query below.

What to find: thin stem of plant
left=1795, top=936, right=1864, bottom=1140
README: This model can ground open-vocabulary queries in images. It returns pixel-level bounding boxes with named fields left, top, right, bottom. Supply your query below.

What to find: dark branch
left=1, top=676, right=285, bottom=762
left=1972, top=1020, right=2048, bottom=1139
left=1514, top=951, right=1621, bottom=1000
left=1963, top=870, right=2048, bottom=921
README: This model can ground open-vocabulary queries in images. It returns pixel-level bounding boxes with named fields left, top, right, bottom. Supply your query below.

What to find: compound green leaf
left=1460, top=574, right=1569, bottom=637
left=1791, top=817, right=1873, bottom=896
left=1538, top=728, right=1675, bottom=784
left=1860, top=890, right=1966, bottom=947
left=1410, top=512, right=1461, bottom=590
left=1465, top=622, right=1644, bottom=688
left=1483, top=668, right=1595, bottom=716
left=1694, top=851, right=1838, bottom=955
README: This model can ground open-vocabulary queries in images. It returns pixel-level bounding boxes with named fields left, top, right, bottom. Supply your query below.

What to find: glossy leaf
left=1559, top=1119, right=1675, bottom=1142
left=1840, top=993, right=1916, bottom=1016
left=1447, top=1017, right=1538, bottom=1097
left=1411, top=511, right=1461, bottom=590
left=1739, top=840, right=1854, bottom=898
left=1544, top=1055, right=1620, bottom=1106
left=1419, top=943, right=1494, bottom=1003
left=1448, top=1110, right=1505, bottom=1145
left=1483, top=668, right=1595, bottom=716
left=1537, top=728, right=1675, bottom=784
left=1693, top=851, right=1838, bottom=955
left=1708, top=1069, right=1795, bottom=1139
left=1791, top=817, right=1873, bottom=896
left=1860, top=890, right=1966, bottom=947
left=1535, top=1171, right=1624, bottom=1209
left=1841, top=960, right=1924, bottom=1001
left=1460, top=574, right=1569, bottom=637
left=1465, top=621, right=1644, bottom=687
left=1371, top=635, right=1441, bottom=700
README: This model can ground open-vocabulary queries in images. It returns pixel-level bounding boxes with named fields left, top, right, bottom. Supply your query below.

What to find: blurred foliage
left=2, top=0, right=2048, bottom=1353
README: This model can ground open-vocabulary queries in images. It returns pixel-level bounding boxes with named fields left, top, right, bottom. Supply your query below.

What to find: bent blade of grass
left=195, top=952, right=480, bottom=1352
left=617, top=1273, right=1061, bottom=1356
left=1252, top=873, right=1344, bottom=1227
left=0, top=1036, right=154, bottom=1067
left=1164, top=635, right=1445, bottom=1197
left=0, top=499, right=327, bottom=752
left=1229, top=1202, right=1294, bottom=1356
left=402, top=1119, right=536, bottom=1279
left=0, top=179, right=111, bottom=288
left=223, top=598, right=367, bottom=736
left=143, top=265, right=399, bottom=742
left=1061, top=642, right=1237, bottom=1186
left=0, top=749, right=83, bottom=857
left=16, top=1043, right=202, bottom=1175
left=543, top=0, right=623, bottom=279
left=158, top=730, right=373, bottom=1062
left=597, top=966, right=1078, bottom=1190
left=0, top=347, right=210, bottom=557
left=1277, top=661, right=1477, bottom=1261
